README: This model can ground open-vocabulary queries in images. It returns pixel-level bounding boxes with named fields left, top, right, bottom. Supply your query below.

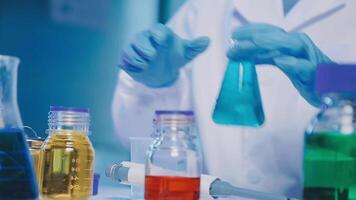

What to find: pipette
left=106, top=161, right=298, bottom=200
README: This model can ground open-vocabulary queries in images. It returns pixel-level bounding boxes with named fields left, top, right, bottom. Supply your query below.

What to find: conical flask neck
left=0, top=55, right=22, bottom=128
left=0, top=60, right=18, bottom=100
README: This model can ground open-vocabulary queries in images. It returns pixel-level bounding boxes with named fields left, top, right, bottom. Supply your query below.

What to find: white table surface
left=91, top=186, right=234, bottom=200
left=91, top=186, right=132, bottom=200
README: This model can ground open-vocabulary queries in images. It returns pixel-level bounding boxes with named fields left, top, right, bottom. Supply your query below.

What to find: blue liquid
left=0, top=128, right=39, bottom=199
left=213, top=61, right=265, bottom=127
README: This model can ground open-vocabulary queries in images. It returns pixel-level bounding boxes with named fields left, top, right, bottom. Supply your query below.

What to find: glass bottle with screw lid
left=39, top=106, right=95, bottom=200
left=145, top=110, right=201, bottom=200
left=303, top=64, right=356, bottom=200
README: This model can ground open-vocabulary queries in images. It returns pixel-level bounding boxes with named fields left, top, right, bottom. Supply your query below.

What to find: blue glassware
left=213, top=61, right=265, bottom=127
left=0, top=55, right=38, bottom=199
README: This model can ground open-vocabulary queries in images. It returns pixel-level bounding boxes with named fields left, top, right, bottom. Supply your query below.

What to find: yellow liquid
left=30, top=148, right=41, bottom=182
left=39, top=130, right=94, bottom=200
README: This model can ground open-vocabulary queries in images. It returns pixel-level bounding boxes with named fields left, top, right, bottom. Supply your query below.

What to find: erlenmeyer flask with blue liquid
left=0, top=55, right=39, bottom=199
left=213, top=41, right=265, bottom=127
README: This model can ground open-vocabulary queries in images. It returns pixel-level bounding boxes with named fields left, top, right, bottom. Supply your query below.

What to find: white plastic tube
left=106, top=161, right=297, bottom=200
left=106, top=161, right=218, bottom=196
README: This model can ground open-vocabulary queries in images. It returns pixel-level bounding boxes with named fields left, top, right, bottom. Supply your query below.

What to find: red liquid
left=145, top=175, right=200, bottom=200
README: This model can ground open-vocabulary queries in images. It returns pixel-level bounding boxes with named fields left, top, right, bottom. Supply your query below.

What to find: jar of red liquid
left=145, top=111, right=201, bottom=200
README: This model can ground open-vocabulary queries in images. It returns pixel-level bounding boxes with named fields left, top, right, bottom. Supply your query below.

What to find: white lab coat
left=112, top=0, right=356, bottom=198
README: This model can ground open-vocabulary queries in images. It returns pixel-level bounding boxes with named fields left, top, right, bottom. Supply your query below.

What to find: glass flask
left=213, top=60, right=265, bottom=127
left=145, top=111, right=201, bottom=200
left=303, top=64, right=356, bottom=200
left=39, top=106, right=95, bottom=200
left=0, top=55, right=39, bottom=199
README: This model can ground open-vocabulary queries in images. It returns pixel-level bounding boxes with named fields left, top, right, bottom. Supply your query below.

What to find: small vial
left=27, top=138, right=44, bottom=182
left=39, top=106, right=95, bottom=199
left=145, top=111, right=201, bottom=200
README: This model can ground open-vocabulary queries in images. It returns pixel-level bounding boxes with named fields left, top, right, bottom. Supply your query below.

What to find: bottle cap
left=50, top=106, right=89, bottom=113
left=316, top=64, right=356, bottom=95
left=154, top=110, right=194, bottom=125
left=155, top=110, right=194, bottom=116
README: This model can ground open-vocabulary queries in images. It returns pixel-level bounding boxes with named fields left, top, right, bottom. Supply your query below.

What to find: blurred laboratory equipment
left=130, top=137, right=153, bottom=199
left=145, top=111, right=201, bottom=200
left=27, top=137, right=44, bottom=182
left=303, top=64, right=356, bottom=200
left=213, top=58, right=264, bottom=126
left=0, top=55, right=39, bottom=199
left=39, top=106, right=95, bottom=199
left=106, top=161, right=297, bottom=200
left=92, top=173, right=100, bottom=196
left=25, top=126, right=45, bottom=183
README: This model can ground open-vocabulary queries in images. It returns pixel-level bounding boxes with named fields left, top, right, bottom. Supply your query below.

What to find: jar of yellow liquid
left=39, top=106, right=95, bottom=200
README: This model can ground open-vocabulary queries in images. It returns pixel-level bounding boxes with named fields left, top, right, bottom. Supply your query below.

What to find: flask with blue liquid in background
left=213, top=60, right=265, bottom=127
left=0, top=55, right=39, bottom=199
left=303, top=64, right=356, bottom=200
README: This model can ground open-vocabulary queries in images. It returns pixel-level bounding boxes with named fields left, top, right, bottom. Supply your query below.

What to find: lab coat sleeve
left=112, top=1, right=197, bottom=148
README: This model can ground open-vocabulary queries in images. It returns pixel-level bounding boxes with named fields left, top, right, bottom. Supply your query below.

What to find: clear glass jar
left=303, top=64, right=356, bottom=200
left=145, top=110, right=201, bottom=200
left=39, top=106, right=95, bottom=200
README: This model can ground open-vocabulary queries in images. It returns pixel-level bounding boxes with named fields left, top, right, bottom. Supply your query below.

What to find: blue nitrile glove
left=227, top=23, right=333, bottom=106
left=119, top=23, right=210, bottom=88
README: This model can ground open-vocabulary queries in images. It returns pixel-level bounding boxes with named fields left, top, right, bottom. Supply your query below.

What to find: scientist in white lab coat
left=112, top=0, right=356, bottom=197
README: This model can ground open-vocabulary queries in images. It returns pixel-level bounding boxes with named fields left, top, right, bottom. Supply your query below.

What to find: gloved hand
left=119, top=23, right=210, bottom=88
left=227, top=23, right=333, bottom=106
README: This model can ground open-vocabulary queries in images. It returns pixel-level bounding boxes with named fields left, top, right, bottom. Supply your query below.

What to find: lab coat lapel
left=283, top=0, right=347, bottom=32
left=233, top=0, right=284, bottom=25
left=233, top=0, right=346, bottom=31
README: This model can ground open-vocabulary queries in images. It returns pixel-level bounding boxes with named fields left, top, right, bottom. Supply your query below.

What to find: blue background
left=0, top=0, right=184, bottom=186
